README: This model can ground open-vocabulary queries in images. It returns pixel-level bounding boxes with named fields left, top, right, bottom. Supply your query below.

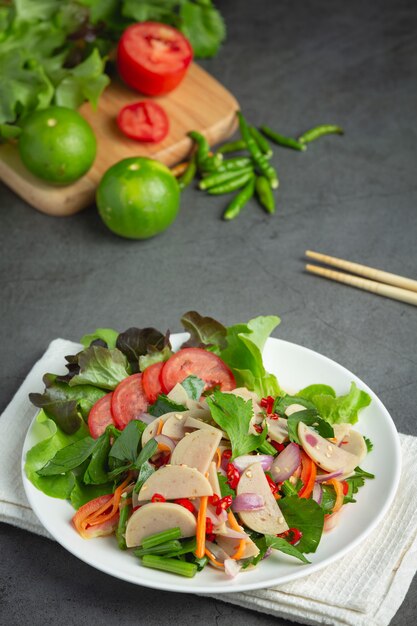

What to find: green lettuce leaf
left=117, top=326, right=169, bottom=374
left=54, top=48, right=110, bottom=110
left=219, top=315, right=282, bottom=397
left=122, top=0, right=178, bottom=23
left=179, top=1, right=226, bottom=58
left=69, top=346, right=130, bottom=390
left=139, top=345, right=172, bottom=372
left=207, top=390, right=266, bottom=459
left=300, top=382, right=371, bottom=425
left=279, top=496, right=324, bottom=553
left=70, top=478, right=114, bottom=510
left=180, top=310, right=227, bottom=352
left=24, top=410, right=89, bottom=498
left=80, top=328, right=119, bottom=349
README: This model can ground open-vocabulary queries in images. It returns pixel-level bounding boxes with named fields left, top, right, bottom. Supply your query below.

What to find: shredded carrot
left=227, top=510, right=242, bottom=532
left=157, top=442, right=171, bottom=453
left=156, top=419, right=163, bottom=436
left=274, top=492, right=281, bottom=500
left=298, top=451, right=317, bottom=498
left=83, top=475, right=132, bottom=529
left=328, top=478, right=344, bottom=513
left=204, top=547, right=225, bottom=569
left=231, top=539, right=246, bottom=560
left=215, top=448, right=221, bottom=469
left=195, top=496, right=208, bottom=558
left=171, top=161, right=189, bottom=177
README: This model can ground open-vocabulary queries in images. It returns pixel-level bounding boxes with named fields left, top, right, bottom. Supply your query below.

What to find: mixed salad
left=25, top=312, right=374, bottom=579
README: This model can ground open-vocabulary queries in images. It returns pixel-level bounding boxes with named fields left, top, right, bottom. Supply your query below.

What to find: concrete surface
left=1, top=0, right=416, bottom=624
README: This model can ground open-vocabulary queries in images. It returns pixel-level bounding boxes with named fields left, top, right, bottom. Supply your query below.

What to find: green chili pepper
left=178, top=156, right=196, bottom=190
left=255, top=175, right=276, bottom=214
left=260, top=126, right=306, bottom=151
left=188, top=130, right=210, bottom=165
left=115, top=494, right=131, bottom=550
left=199, top=166, right=253, bottom=190
left=208, top=156, right=253, bottom=174
left=207, top=170, right=254, bottom=195
left=198, top=153, right=223, bottom=173
left=250, top=126, right=273, bottom=157
left=298, top=125, right=344, bottom=144
left=223, top=177, right=255, bottom=221
left=237, top=112, right=279, bottom=189
left=217, top=139, right=247, bottom=154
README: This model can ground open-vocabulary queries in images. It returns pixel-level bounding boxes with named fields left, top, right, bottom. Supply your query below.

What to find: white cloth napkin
left=1, top=339, right=417, bottom=626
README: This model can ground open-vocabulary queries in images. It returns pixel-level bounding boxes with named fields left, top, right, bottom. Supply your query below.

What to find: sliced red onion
left=324, top=511, right=341, bottom=532
left=224, top=558, right=242, bottom=578
left=232, top=493, right=265, bottom=513
left=312, top=482, right=322, bottom=505
left=154, top=434, right=176, bottom=453
left=262, top=547, right=272, bottom=561
left=205, top=540, right=229, bottom=565
left=270, top=443, right=301, bottom=482
left=138, top=412, right=157, bottom=425
left=216, top=527, right=248, bottom=540
left=315, top=470, right=343, bottom=483
left=232, top=454, right=274, bottom=473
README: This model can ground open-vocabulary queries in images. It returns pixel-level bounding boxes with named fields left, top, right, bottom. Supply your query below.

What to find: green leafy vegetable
left=70, top=478, right=114, bottom=510
left=320, top=484, right=337, bottom=512
left=344, top=466, right=375, bottom=504
left=364, top=436, right=373, bottom=452
left=179, top=0, right=226, bottom=58
left=29, top=373, right=107, bottom=434
left=279, top=496, right=324, bottom=553
left=286, top=409, right=334, bottom=444
left=148, top=395, right=187, bottom=417
left=109, top=420, right=146, bottom=463
left=83, top=431, right=111, bottom=484
left=207, top=391, right=266, bottom=459
left=134, top=439, right=158, bottom=470
left=181, top=376, right=205, bottom=401
left=297, top=382, right=371, bottom=425
left=180, top=310, right=227, bottom=352
left=134, top=461, right=155, bottom=494
left=139, top=345, right=172, bottom=372
left=116, top=327, right=169, bottom=374
left=80, top=328, right=119, bottom=349
left=297, top=384, right=336, bottom=401
left=69, top=346, right=130, bottom=390
left=219, top=315, right=282, bottom=397
left=217, top=472, right=235, bottom=498
left=264, top=535, right=310, bottom=563
left=37, top=436, right=96, bottom=476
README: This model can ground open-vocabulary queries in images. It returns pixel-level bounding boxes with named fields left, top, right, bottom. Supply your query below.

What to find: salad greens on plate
left=25, top=312, right=374, bottom=579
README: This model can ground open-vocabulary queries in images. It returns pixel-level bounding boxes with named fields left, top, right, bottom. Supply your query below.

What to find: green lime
left=96, top=157, right=180, bottom=240
left=19, top=106, right=96, bottom=185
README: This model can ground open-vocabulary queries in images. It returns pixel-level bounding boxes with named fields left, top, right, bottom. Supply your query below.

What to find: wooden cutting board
left=0, top=64, right=239, bottom=216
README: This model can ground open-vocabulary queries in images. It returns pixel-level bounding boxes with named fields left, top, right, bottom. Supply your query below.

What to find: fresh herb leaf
left=116, top=327, right=169, bottom=373
left=320, top=484, right=337, bottom=512
left=109, top=420, right=146, bottom=463
left=279, top=496, right=324, bottom=553
left=148, top=395, right=187, bottom=417
left=181, top=375, right=205, bottom=401
left=180, top=310, right=227, bottom=352
left=364, top=436, right=373, bottom=452
left=264, top=535, right=310, bottom=564
left=70, top=478, right=113, bottom=510
left=273, top=395, right=316, bottom=414
left=286, top=409, right=334, bottom=444
left=37, top=436, right=96, bottom=476
left=343, top=467, right=375, bottom=504
left=134, top=439, right=158, bottom=469
left=69, top=346, right=130, bottom=390
left=219, top=315, right=282, bottom=398
left=83, top=431, right=111, bottom=484
left=134, top=461, right=155, bottom=494
left=80, top=328, right=119, bottom=349
left=217, top=472, right=235, bottom=498
left=207, top=391, right=266, bottom=459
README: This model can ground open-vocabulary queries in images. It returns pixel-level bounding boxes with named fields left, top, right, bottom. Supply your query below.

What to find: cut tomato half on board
left=161, top=348, right=236, bottom=394
left=117, top=101, right=169, bottom=143
left=142, top=361, right=166, bottom=403
left=117, top=22, right=193, bottom=96
left=88, top=393, right=115, bottom=439
left=111, top=373, right=148, bottom=430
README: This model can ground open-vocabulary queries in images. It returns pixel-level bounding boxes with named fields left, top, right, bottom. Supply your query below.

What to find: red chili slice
left=88, top=393, right=115, bottom=439
left=160, top=347, right=236, bottom=394
left=117, top=22, right=193, bottom=96
left=117, top=101, right=169, bottom=143
left=142, top=361, right=165, bottom=403
left=111, top=373, right=148, bottom=430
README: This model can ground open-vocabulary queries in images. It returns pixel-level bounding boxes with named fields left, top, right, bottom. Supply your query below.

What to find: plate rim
left=21, top=335, right=402, bottom=594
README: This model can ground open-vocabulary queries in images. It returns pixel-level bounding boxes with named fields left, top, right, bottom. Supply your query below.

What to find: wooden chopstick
left=306, top=263, right=417, bottom=306
left=306, top=250, right=417, bottom=293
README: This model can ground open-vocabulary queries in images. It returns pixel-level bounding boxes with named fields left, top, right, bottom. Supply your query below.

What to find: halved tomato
left=72, top=494, right=119, bottom=539
left=117, top=101, right=169, bottom=143
left=111, top=373, right=148, bottom=430
left=161, top=348, right=236, bottom=394
left=142, top=361, right=165, bottom=403
left=117, top=22, right=193, bottom=96
left=88, top=393, right=115, bottom=439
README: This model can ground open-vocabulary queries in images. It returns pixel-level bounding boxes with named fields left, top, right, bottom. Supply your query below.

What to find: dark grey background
left=1, top=0, right=416, bottom=623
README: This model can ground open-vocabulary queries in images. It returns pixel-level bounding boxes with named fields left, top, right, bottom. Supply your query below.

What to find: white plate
left=22, top=334, right=401, bottom=594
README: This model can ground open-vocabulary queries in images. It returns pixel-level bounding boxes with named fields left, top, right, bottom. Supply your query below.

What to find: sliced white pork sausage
left=266, top=416, right=289, bottom=444
left=216, top=534, right=260, bottom=559
left=141, top=411, right=177, bottom=446
left=137, top=464, right=213, bottom=502
left=162, top=413, right=188, bottom=440
left=298, top=422, right=359, bottom=474
left=341, top=429, right=367, bottom=464
left=332, top=423, right=352, bottom=445
left=125, top=502, right=196, bottom=548
left=171, top=428, right=222, bottom=475
left=236, top=462, right=289, bottom=535
left=207, top=461, right=222, bottom=497
left=184, top=414, right=229, bottom=439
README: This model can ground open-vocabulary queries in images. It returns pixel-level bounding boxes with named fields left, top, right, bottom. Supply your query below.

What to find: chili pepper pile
left=174, top=112, right=343, bottom=221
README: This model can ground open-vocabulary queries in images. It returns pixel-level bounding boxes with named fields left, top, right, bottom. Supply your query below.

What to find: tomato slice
left=72, top=495, right=119, bottom=539
left=88, top=393, right=115, bottom=439
left=161, top=348, right=236, bottom=394
left=142, top=361, right=166, bottom=403
left=117, top=101, right=169, bottom=143
left=117, top=22, right=193, bottom=96
left=111, top=373, right=148, bottom=430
